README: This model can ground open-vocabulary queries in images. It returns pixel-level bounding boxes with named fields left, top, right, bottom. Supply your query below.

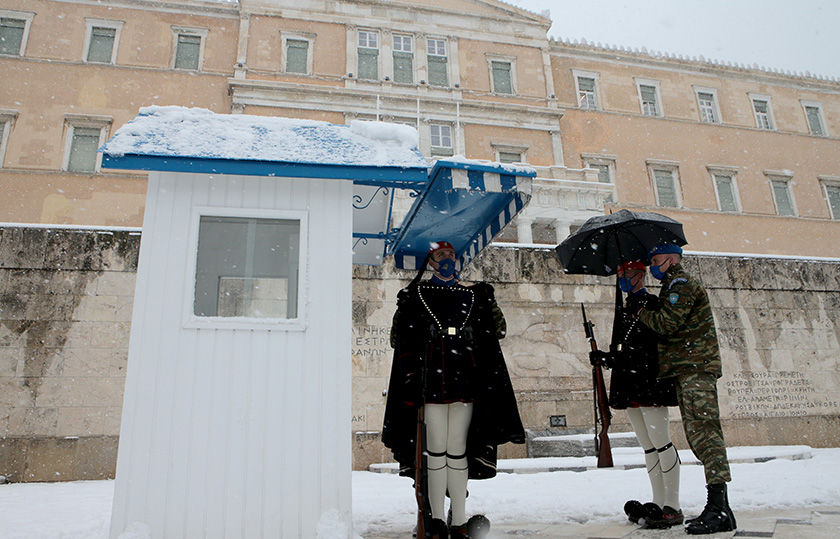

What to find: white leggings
left=626, top=406, right=681, bottom=510
left=424, top=402, right=474, bottom=526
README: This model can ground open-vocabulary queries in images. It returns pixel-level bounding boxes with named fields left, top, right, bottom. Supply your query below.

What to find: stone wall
left=352, top=246, right=840, bottom=468
left=2, top=229, right=838, bottom=481
left=0, top=227, right=138, bottom=482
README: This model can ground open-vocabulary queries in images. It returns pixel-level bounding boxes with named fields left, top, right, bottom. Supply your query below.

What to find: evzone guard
left=382, top=241, right=525, bottom=538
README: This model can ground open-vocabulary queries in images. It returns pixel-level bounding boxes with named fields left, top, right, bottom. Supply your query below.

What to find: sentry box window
left=187, top=209, right=306, bottom=330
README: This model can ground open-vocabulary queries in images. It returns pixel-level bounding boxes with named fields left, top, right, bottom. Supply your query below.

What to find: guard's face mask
left=617, top=276, right=634, bottom=292
left=649, top=265, right=667, bottom=281
left=436, top=257, right=457, bottom=278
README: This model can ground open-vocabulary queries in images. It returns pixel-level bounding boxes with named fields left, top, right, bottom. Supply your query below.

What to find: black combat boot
left=685, top=483, right=737, bottom=535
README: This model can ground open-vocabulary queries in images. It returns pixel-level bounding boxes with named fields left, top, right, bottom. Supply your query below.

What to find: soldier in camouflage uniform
left=637, top=243, right=737, bottom=535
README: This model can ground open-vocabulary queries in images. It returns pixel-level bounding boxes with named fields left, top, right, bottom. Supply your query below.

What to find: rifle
left=414, top=405, right=435, bottom=538
left=414, top=343, right=442, bottom=538
left=581, top=303, right=614, bottom=468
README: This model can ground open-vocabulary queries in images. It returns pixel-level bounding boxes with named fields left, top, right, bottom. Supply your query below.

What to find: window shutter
left=87, top=27, right=116, bottom=63
left=654, top=169, right=678, bottom=207
left=492, top=61, right=512, bottom=94
left=393, top=51, right=413, bottom=83
left=68, top=127, right=101, bottom=173
left=0, top=17, right=26, bottom=55
left=805, top=106, right=824, bottom=135
left=175, top=34, right=201, bottom=70
left=826, top=185, right=840, bottom=219
left=428, top=55, right=448, bottom=86
left=357, top=48, right=378, bottom=80
left=772, top=180, right=794, bottom=216
left=715, top=175, right=737, bottom=211
left=285, top=39, right=308, bottom=73
left=591, top=164, right=611, bottom=183
left=499, top=152, right=521, bottom=164
left=578, top=77, right=595, bottom=92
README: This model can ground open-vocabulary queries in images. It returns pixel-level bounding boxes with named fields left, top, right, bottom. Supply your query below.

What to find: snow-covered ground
left=2, top=447, right=839, bottom=539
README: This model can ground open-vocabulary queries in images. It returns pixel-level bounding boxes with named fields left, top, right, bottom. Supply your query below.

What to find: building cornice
left=50, top=0, right=240, bottom=17
left=549, top=40, right=840, bottom=93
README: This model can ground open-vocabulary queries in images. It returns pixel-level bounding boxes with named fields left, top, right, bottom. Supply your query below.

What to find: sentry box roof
left=101, top=107, right=533, bottom=267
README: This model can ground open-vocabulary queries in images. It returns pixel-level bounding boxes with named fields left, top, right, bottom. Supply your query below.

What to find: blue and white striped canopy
left=391, top=159, right=534, bottom=270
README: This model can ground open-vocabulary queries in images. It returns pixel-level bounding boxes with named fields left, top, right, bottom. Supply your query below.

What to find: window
left=590, top=164, right=611, bottom=183
left=426, top=37, right=448, bottom=86
left=0, top=110, right=17, bottom=167
left=636, top=79, right=662, bottom=117
left=194, top=215, right=301, bottom=319
left=573, top=70, right=599, bottom=110
left=490, top=59, right=513, bottom=94
left=581, top=154, right=616, bottom=184
left=822, top=180, right=840, bottom=219
left=430, top=123, right=453, bottom=156
left=498, top=151, right=521, bottom=164
left=695, top=87, right=720, bottom=123
left=493, top=143, right=527, bottom=164
left=63, top=116, right=111, bottom=173
left=708, top=167, right=740, bottom=212
left=172, top=27, right=207, bottom=70
left=578, top=77, right=596, bottom=108
left=392, top=34, right=413, bottom=84
left=801, top=101, right=827, bottom=136
left=283, top=35, right=311, bottom=74
left=750, top=94, right=774, bottom=130
left=357, top=30, right=379, bottom=80
left=653, top=169, right=679, bottom=207
left=391, top=116, right=418, bottom=128
left=648, top=161, right=681, bottom=208
left=766, top=173, right=796, bottom=216
left=0, top=11, right=34, bottom=56
left=84, top=19, right=123, bottom=64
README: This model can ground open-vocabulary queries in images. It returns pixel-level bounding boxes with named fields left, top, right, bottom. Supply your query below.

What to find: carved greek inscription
left=352, top=325, right=391, bottom=358
left=726, top=371, right=839, bottom=419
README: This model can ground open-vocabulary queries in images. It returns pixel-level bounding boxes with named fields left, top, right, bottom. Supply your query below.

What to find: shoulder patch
left=668, top=292, right=680, bottom=304
left=668, top=278, right=688, bottom=291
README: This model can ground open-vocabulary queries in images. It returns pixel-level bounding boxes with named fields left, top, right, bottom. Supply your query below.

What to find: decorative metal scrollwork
left=352, top=187, right=390, bottom=209
left=353, top=237, right=370, bottom=249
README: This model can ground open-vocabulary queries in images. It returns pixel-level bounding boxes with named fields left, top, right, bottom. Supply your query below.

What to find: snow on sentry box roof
left=100, top=106, right=429, bottom=185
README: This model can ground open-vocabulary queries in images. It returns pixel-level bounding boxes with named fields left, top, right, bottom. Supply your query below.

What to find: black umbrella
left=556, top=209, right=687, bottom=276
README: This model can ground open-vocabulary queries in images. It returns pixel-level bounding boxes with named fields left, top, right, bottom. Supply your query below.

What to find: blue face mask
left=617, top=277, right=634, bottom=293
left=649, top=265, right=667, bottom=281
left=436, top=257, right=457, bottom=279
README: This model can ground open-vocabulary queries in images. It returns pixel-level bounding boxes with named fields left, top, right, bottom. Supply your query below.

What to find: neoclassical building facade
left=1, top=0, right=839, bottom=480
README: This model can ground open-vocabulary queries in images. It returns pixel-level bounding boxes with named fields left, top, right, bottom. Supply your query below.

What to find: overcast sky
left=509, top=0, right=840, bottom=79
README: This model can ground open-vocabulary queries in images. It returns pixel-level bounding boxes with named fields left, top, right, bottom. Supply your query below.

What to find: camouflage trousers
left=675, top=371, right=732, bottom=484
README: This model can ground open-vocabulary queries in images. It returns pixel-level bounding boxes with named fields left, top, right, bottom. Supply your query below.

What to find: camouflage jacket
left=638, top=264, right=722, bottom=379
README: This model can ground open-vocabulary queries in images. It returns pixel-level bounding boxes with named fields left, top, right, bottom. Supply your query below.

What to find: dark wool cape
left=608, top=292, right=678, bottom=409
left=381, top=281, right=525, bottom=480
